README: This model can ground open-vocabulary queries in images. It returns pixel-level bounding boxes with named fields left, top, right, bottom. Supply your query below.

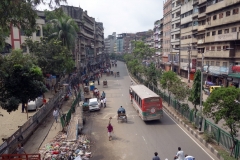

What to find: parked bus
left=129, top=84, right=163, bottom=121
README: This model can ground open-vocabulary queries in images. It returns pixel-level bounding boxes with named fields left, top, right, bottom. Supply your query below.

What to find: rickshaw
left=93, top=88, right=100, bottom=98
left=103, top=80, right=108, bottom=87
left=117, top=110, right=127, bottom=123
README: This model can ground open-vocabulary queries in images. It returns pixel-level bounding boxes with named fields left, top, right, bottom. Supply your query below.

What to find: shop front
left=227, top=65, right=240, bottom=88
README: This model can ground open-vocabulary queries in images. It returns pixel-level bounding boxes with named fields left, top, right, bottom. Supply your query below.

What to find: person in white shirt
left=184, top=155, right=195, bottom=160
left=100, top=98, right=104, bottom=108
left=174, top=147, right=184, bottom=160
left=103, top=97, right=106, bottom=108
left=53, top=108, right=59, bottom=123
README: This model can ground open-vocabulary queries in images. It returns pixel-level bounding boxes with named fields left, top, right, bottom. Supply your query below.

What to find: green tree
left=160, top=71, right=178, bottom=106
left=0, top=0, right=67, bottom=51
left=171, top=79, right=190, bottom=102
left=189, top=70, right=201, bottom=112
left=25, top=37, right=75, bottom=76
left=144, top=63, right=159, bottom=86
left=203, top=87, right=240, bottom=156
left=47, top=16, right=79, bottom=50
left=133, top=41, right=155, bottom=61
left=0, top=49, right=47, bottom=113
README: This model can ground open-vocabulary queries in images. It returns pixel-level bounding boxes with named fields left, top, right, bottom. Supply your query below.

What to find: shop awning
left=228, top=73, right=240, bottom=78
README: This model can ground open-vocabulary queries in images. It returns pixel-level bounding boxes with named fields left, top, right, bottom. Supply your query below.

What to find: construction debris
left=39, top=132, right=91, bottom=160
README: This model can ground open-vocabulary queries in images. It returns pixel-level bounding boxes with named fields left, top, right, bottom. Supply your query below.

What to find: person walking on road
left=184, top=155, right=195, bottom=160
left=107, top=123, right=113, bottom=141
left=152, top=152, right=160, bottom=160
left=103, top=97, right=106, bottom=108
left=17, top=143, right=26, bottom=154
left=53, top=108, right=59, bottom=123
left=174, top=147, right=184, bottom=160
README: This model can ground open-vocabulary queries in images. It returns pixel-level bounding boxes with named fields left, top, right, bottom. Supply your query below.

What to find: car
left=89, top=98, right=100, bottom=111
left=27, top=96, right=43, bottom=111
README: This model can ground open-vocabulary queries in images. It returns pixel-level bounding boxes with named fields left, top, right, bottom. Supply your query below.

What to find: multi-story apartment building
left=171, top=0, right=181, bottom=73
left=154, top=20, right=162, bottom=55
left=163, top=0, right=172, bottom=71
left=104, top=32, right=116, bottom=55
left=3, top=11, right=45, bottom=53
left=196, top=0, right=240, bottom=87
left=61, top=5, right=105, bottom=72
left=179, top=0, right=198, bottom=80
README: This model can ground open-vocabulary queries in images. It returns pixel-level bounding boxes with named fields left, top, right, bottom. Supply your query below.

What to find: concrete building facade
left=104, top=32, right=116, bottom=55
left=61, top=5, right=105, bottom=72
left=163, top=0, right=172, bottom=71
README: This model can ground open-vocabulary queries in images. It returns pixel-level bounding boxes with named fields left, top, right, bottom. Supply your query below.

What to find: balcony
left=181, top=16, right=192, bottom=24
left=198, top=12, right=206, bottom=18
left=206, top=14, right=240, bottom=28
left=198, top=25, right=206, bottom=31
left=199, top=0, right=206, bottom=4
left=205, top=33, right=238, bottom=42
left=171, top=27, right=181, bottom=33
left=172, top=16, right=181, bottom=22
left=172, top=4, right=181, bottom=11
left=206, top=0, right=224, bottom=13
left=197, top=39, right=205, bottom=44
left=193, top=25, right=198, bottom=30
left=171, top=38, right=180, bottom=43
left=181, top=2, right=193, bottom=13
left=84, top=22, right=94, bottom=30
left=192, top=12, right=199, bottom=18
left=181, top=38, right=193, bottom=44
left=204, top=50, right=231, bottom=58
left=181, top=27, right=192, bottom=34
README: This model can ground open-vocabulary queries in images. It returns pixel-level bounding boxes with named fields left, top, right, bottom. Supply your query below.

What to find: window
left=216, top=61, right=220, bottom=66
left=213, top=15, right=217, bottom=20
left=217, top=46, right=221, bottom=51
left=226, top=11, right=231, bottom=16
left=172, top=35, right=174, bottom=39
left=212, top=31, right=216, bottom=36
left=222, top=62, right=228, bottom=67
left=232, top=27, right=237, bottom=32
left=233, top=8, right=239, bottom=15
left=211, top=61, right=214, bottom=66
left=223, top=46, right=229, bottom=50
left=218, top=30, right=222, bottom=35
left=211, top=46, right=215, bottom=51
left=224, top=29, right=229, bottom=33
left=36, top=29, right=41, bottom=37
left=206, top=32, right=210, bottom=36
left=206, top=61, right=209, bottom=65
left=172, top=14, right=174, bottom=18
left=188, top=35, right=191, bottom=39
left=206, top=46, right=209, bottom=51
left=219, top=13, right=223, bottom=19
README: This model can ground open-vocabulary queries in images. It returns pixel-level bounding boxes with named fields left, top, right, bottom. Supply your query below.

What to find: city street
left=82, top=61, right=218, bottom=160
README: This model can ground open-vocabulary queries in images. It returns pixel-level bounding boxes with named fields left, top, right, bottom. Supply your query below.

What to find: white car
left=27, top=97, right=43, bottom=111
left=89, top=98, right=100, bottom=111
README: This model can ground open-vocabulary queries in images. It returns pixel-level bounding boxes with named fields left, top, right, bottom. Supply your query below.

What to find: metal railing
left=0, top=90, right=64, bottom=154
left=132, top=72, right=240, bottom=159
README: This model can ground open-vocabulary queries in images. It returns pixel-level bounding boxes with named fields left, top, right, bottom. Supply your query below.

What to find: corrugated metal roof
left=130, top=84, right=159, bottom=99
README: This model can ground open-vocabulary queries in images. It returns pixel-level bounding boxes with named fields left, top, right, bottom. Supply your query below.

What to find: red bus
left=129, top=84, right=163, bottom=121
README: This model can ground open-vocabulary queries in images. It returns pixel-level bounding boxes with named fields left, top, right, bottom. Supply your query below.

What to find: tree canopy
left=0, top=0, right=67, bottom=51
left=25, top=37, right=75, bottom=76
left=203, top=87, right=240, bottom=156
left=144, top=63, right=159, bottom=86
left=132, top=41, right=155, bottom=61
left=0, top=49, right=47, bottom=113
left=189, top=70, right=202, bottom=111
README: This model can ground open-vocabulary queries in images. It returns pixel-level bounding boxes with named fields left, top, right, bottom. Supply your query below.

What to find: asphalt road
left=83, top=61, right=217, bottom=160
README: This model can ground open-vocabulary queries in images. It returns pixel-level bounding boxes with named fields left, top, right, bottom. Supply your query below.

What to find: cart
left=103, top=80, right=108, bottom=87
left=117, top=113, right=127, bottom=123
left=82, top=102, right=89, bottom=111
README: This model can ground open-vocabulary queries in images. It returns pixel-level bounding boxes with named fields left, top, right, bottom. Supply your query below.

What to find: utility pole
left=199, top=49, right=204, bottom=131
left=188, top=44, right=191, bottom=83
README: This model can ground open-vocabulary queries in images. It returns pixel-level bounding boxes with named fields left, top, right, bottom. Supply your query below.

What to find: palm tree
left=49, top=16, right=79, bottom=50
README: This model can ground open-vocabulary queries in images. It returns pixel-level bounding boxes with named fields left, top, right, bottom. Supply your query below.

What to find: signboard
left=197, top=39, right=204, bottom=44
left=232, top=65, right=240, bottom=73
left=192, top=59, right=196, bottom=69
left=215, top=33, right=237, bottom=42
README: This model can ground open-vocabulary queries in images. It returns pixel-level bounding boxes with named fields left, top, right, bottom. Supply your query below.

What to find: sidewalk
left=24, top=96, right=74, bottom=153
left=0, top=91, right=54, bottom=145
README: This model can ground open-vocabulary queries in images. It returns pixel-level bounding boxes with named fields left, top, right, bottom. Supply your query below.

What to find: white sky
left=37, top=0, right=164, bottom=38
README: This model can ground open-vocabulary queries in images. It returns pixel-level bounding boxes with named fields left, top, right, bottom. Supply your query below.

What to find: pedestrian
left=103, top=97, right=106, bottom=108
left=17, top=143, right=26, bottom=154
left=97, top=77, right=100, bottom=85
left=174, top=147, right=184, bottom=160
left=102, top=91, right=106, bottom=98
left=107, top=123, right=113, bottom=141
left=184, top=154, right=195, bottom=160
left=152, top=152, right=160, bottom=160
left=53, top=108, right=59, bottom=123
left=100, top=98, right=104, bottom=108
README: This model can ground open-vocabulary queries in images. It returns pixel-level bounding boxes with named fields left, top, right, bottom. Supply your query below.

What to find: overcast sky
left=37, top=0, right=163, bottom=38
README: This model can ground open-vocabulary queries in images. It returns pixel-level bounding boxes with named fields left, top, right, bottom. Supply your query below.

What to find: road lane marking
left=122, top=94, right=123, bottom=96
left=142, top=136, right=147, bottom=144
left=164, top=110, right=215, bottom=160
